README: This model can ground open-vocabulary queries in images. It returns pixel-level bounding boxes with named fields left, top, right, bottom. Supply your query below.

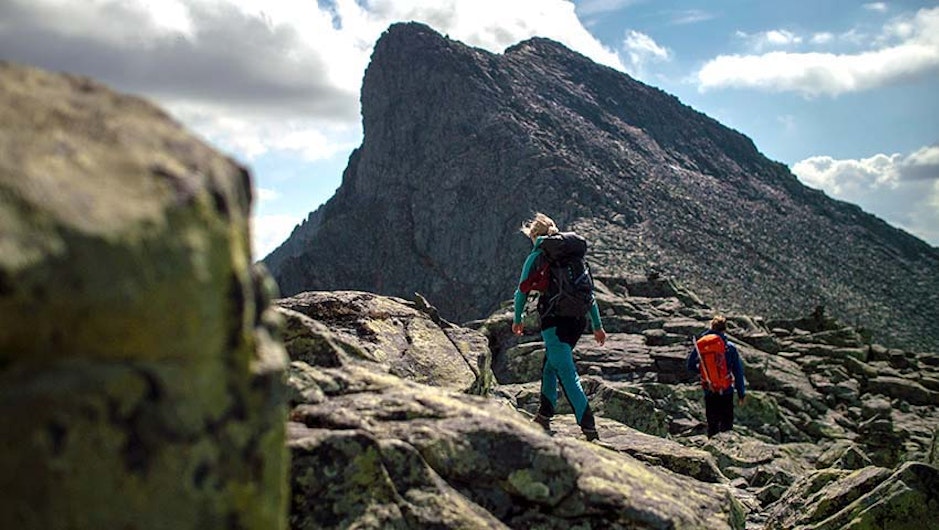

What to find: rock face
left=278, top=277, right=939, bottom=529
left=264, top=22, right=939, bottom=352
left=0, top=62, right=288, bottom=529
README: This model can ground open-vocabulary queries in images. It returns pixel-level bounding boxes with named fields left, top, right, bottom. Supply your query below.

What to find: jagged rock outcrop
left=278, top=278, right=938, bottom=528
left=474, top=274, right=939, bottom=528
left=278, top=291, right=745, bottom=529
left=0, top=62, right=287, bottom=529
left=764, top=462, right=939, bottom=529
left=264, top=22, right=939, bottom=352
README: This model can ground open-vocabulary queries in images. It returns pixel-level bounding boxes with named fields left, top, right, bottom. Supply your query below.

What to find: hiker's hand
left=512, top=323, right=524, bottom=336
left=593, top=328, right=607, bottom=346
left=738, top=395, right=746, bottom=406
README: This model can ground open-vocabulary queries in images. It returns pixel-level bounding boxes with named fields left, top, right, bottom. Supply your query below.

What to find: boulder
left=0, top=62, right=287, bottom=529
left=585, top=379, right=670, bottom=437
left=699, top=433, right=818, bottom=481
left=766, top=463, right=939, bottom=530
left=498, top=340, right=546, bottom=384
left=287, top=363, right=746, bottom=529
left=815, top=441, right=873, bottom=471
left=865, top=376, right=939, bottom=406
left=764, top=466, right=892, bottom=529
left=276, top=290, right=493, bottom=395
left=574, top=417, right=726, bottom=484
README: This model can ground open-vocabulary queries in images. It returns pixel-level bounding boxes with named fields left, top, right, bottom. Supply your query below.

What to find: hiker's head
left=521, top=212, right=559, bottom=242
left=710, top=315, right=727, bottom=333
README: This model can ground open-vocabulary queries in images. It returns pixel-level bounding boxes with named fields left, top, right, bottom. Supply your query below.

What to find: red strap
left=520, top=261, right=550, bottom=293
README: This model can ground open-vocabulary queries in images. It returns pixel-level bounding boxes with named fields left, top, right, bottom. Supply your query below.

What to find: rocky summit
left=279, top=277, right=939, bottom=529
left=264, top=22, right=939, bottom=352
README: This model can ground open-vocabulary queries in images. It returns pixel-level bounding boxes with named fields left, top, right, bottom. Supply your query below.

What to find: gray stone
left=276, top=291, right=494, bottom=395
left=767, top=463, right=939, bottom=530
left=0, top=62, right=287, bottom=529
left=866, top=376, right=939, bottom=406
left=288, top=365, right=746, bottom=529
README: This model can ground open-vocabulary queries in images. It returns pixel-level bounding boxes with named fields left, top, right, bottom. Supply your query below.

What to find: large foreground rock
left=288, top=365, right=745, bottom=529
left=0, top=62, right=287, bottom=529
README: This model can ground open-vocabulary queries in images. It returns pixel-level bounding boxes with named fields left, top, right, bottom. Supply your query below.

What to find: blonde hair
left=520, top=212, right=559, bottom=239
left=710, top=315, right=727, bottom=333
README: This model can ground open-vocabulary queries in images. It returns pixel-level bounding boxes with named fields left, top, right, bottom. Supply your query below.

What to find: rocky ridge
left=265, top=22, right=939, bottom=352
left=278, top=277, right=939, bottom=529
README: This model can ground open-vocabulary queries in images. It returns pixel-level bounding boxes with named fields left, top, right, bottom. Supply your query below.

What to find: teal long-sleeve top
left=513, top=236, right=603, bottom=330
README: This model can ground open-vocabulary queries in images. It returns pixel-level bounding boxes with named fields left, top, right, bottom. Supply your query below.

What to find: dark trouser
left=537, top=316, right=596, bottom=430
left=704, top=391, right=735, bottom=437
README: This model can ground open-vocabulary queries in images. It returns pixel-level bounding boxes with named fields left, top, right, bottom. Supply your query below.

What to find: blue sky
left=1, top=0, right=936, bottom=257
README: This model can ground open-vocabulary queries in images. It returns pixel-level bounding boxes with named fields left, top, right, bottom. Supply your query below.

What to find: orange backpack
left=695, top=334, right=733, bottom=393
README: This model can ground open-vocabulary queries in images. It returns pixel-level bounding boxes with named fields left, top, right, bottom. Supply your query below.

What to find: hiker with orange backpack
left=511, top=213, right=607, bottom=441
left=687, top=315, right=746, bottom=437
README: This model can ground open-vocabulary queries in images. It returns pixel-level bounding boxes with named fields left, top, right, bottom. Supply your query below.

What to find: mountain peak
left=266, top=25, right=939, bottom=351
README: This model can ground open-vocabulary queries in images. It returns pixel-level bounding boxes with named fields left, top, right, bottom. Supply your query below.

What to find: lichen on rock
left=0, top=62, right=287, bottom=530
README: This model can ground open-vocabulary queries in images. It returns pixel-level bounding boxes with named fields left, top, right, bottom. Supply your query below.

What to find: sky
left=1, top=0, right=937, bottom=257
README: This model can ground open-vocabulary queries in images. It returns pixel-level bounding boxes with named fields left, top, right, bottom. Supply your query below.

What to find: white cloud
left=735, top=29, right=803, bottom=52
left=622, top=30, right=671, bottom=77
left=169, top=102, right=362, bottom=162
left=766, top=29, right=802, bottom=46
left=792, top=153, right=901, bottom=194
left=0, top=0, right=624, bottom=162
left=576, top=0, right=642, bottom=17
left=667, top=9, right=715, bottom=26
left=698, top=7, right=939, bottom=96
left=792, top=145, right=939, bottom=245
left=901, top=144, right=939, bottom=180
left=811, top=32, right=834, bottom=45
left=252, top=213, right=305, bottom=258
left=864, top=2, right=889, bottom=13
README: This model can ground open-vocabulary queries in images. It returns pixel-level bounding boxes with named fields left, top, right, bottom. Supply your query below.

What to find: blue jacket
left=687, top=331, right=746, bottom=398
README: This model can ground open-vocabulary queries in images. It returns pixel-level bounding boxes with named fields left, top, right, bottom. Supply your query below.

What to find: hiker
left=687, top=315, right=746, bottom=437
left=511, top=213, right=607, bottom=441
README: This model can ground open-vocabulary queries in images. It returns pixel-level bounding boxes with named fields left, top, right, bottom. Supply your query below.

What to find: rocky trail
left=278, top=275, right=939, bottom=529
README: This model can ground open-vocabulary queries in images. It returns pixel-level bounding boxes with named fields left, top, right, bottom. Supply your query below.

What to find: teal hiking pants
left=538, top=316, right=595, bottom=429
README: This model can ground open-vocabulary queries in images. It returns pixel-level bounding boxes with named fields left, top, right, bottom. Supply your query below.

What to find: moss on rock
left=0, top=62, right=287, bottom=529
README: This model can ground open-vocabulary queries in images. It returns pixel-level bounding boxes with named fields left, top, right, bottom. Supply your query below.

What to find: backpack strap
left=519, top=256, right=550, bottom=294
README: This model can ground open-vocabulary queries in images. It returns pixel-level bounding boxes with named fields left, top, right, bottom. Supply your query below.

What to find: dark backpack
left=536, top=232, right=595, bottom=318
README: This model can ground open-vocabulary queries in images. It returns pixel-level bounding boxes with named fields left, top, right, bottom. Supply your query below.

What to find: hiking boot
left=532, top=413, right=551, bottom=431
left=582, top=427, right=599, bottom=441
